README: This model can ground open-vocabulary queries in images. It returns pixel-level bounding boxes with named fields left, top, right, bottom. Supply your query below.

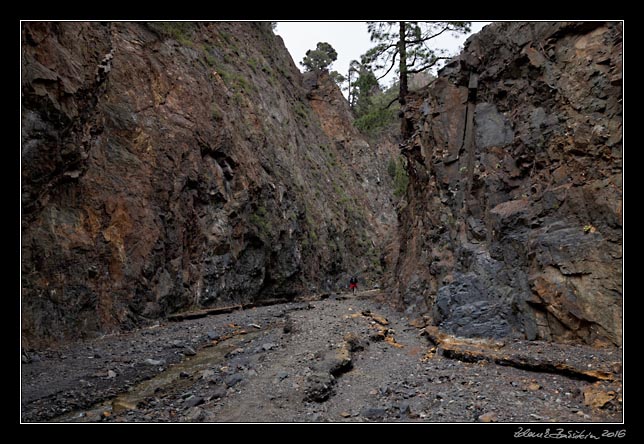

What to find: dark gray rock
left=432, top=268, right=513, bottom=339
left=185, top=407, right=205, bottom=422
left=183, top=346, right=197, bottom=356
left=283, top=317, right=294, bottom=334
left=303, top=372, right=336, bottom=403
left=343, top=332, right=364, bottom=352
left=402, top=388, right=418, bottom=399
left=474, top=102, right=514, bottom=149
left=397, top=402, right=411, bottom=416
left=361, top=406, right=387, bottom=419
left=224, top=373, right=243, bottom=388
left=200, top=369, right=216, bottom=380
left=210, top=385, right=227, bottom=399
left=183, top=395, right=204, bottom=409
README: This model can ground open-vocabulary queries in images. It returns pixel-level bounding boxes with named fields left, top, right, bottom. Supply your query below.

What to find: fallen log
left=422, top=326, right=618, bottom=382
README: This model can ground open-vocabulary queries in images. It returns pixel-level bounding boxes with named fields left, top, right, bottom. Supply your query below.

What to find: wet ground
left=21, top=291, right=623, bottom=423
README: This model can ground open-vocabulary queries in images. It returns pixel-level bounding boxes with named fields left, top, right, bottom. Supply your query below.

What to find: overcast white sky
left=275, top=21, right=491, bottom=88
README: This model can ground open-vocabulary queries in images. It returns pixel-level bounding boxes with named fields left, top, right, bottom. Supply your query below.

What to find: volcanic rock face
left=21, top=22, right=397, bottom=348
left=396, top=22, right=622, bottom=346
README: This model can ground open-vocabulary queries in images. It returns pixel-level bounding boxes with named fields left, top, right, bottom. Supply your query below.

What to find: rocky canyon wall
left=21, top=22, right=397, bottom=348
left=396, top=21, right=622, bottom=346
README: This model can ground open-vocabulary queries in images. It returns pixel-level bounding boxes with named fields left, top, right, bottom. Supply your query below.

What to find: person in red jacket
left=349, top=275, right=358, bottom=294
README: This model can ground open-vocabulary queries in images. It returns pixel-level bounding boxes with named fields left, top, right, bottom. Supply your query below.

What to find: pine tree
left=362, top=22, right=471, bottom=138
left=300, top=42, right=339, bottom=72
left=346, top=61, right=379, bottom=115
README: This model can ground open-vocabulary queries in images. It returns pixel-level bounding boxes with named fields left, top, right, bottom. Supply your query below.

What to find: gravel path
left=21, top=291, right=622, bottom=423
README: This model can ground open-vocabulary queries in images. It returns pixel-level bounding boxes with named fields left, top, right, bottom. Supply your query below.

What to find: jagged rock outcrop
left=21, top=22, right=397, bottom=348
left=396, top=22, right=622, bottom=346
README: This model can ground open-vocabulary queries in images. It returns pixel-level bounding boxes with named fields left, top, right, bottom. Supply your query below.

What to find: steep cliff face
left=304, top=71, right=399, bottom=247
left=396, top=22, right=622, bottom=346
left=21, top=22, right=397, bottom=348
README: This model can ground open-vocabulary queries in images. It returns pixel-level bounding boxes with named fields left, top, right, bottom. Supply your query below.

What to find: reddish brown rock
left=478, top=412, right=498, bottom=423
left=21, top=22, right=397, bottom=348
left=408, top=318, right=426, bottom=329
left=583, top=384, right=616, bottom=409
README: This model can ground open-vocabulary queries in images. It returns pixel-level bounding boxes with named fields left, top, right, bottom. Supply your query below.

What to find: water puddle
left=54, top=329, right=265, bottom=422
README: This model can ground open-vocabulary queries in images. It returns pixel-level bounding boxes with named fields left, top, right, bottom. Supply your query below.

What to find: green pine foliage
left=362, top=22, right=471, bottom=78
left=386, top=155, right=409, bottom=197
left=353, top=82, right=399, bottom=137
left=393, top=157, right=409, bottom=198
left=301, top=42, right=338, bottom=72
left=360, top=22, right=470, bottom=139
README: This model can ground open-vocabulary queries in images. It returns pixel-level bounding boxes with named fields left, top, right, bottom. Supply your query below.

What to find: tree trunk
left=399, top=21, right=412, bottom=139
left=347, top=67, right=353, bottom=109
left=398, top=21, right=408, bottom=105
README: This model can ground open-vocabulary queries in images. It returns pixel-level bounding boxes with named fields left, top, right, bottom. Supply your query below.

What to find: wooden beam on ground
left=422, top=326, right=618, bottom=382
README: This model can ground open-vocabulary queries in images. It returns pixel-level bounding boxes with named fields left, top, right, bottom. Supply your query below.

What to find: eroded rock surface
left=21, top=22, right=397, bottom=348
left=396, top=21, right=622, bottom=346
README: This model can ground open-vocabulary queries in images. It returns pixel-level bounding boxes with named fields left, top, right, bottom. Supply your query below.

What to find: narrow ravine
left=21, top=21, right=622, bottom=425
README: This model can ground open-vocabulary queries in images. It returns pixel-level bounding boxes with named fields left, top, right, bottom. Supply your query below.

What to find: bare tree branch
left=406, top=56, right=451, bottom=74
left=376, top=50, right=398, bottom=81
left=404, top=24, right=452, bottom=45
left=409, top=52, right=419, bottom=68
left=384, top=95, right=400, bottom=109
left=368, top=42, right=399, bottom=60
left=423, top=23, right=455, bottom=40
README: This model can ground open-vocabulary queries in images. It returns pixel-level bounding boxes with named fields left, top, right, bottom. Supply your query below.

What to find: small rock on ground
left=479, top=412, right=498, bottom=423
left=362, top=407, right=387, bottom=419
left=224, top=373, right=244, bottom=388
